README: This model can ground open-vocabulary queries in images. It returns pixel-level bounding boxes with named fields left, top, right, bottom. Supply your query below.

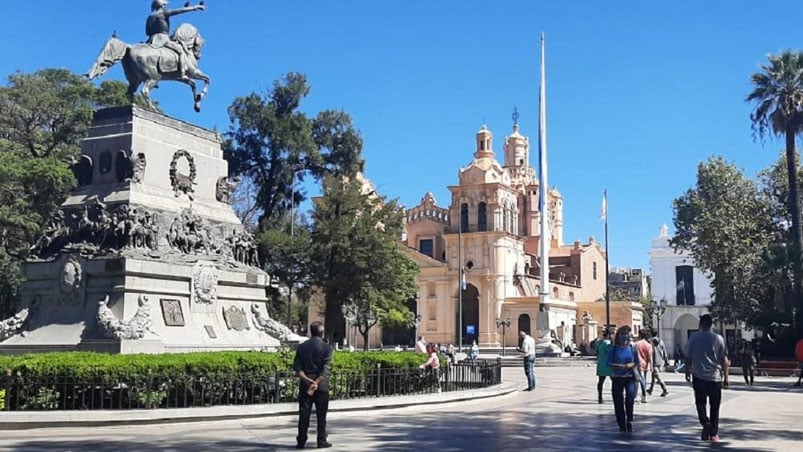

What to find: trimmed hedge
left=0, top=350, right=443, bottom=410
left=0, top=349, right=428, bottom=380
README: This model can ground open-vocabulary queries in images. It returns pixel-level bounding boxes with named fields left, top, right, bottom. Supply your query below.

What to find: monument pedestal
left=0, top=106, right=293, bottom=354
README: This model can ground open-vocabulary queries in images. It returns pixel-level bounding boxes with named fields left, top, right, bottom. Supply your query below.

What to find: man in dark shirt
left=293, top=321, right=333, bottom=449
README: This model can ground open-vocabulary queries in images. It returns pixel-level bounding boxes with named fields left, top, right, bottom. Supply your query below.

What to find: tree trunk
left=785, top=130, right=803, bottom=336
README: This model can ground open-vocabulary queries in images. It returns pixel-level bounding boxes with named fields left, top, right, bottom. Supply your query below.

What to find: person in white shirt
left=415, top=336, right=427, bottom=354
left=519, top=330, right=536, bottom=391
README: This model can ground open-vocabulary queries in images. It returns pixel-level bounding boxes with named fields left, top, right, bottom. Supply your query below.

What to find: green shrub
left=0, top=350, right=433, bottom=410
left=0, top=388, right=5, bottom=410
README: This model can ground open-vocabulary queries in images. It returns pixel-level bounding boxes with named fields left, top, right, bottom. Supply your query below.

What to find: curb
left=0, top=382, right=517, bottom=430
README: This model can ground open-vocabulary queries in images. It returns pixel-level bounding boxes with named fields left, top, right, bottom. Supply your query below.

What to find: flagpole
left=603, top=189, right=611, bottom=331
left=458, top=213, right=463, bottom=351
left=538, top=33, right=551, bottom=335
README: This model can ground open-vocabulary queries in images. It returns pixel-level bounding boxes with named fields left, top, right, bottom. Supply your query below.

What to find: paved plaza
left=1, top=365, right=802, bottom=451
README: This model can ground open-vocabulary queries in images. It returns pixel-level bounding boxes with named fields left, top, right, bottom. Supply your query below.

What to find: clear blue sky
left=0, top=1, right=797, bottom=271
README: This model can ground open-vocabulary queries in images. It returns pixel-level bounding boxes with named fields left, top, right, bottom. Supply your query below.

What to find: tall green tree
left=672, top=156, right=774, bottom=327
left=747, top=51, right=803, bottom=335
left=257, top=215, right=313, bottom=330
left=310, top=175, right=419, bottom=348
left=0, top=69, right=132, bottom=316
left=224, top=72, right=363, bottom=228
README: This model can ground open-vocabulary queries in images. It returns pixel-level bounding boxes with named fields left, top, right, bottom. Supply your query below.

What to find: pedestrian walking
left=595, top=329, right=613, bottom=404
left=420, top=343, right=441, bottom=392
left=685, top=314, right=729, bottom=442
left=674, top=344, right=685, bottom=372
left=738, top=339, right=756, bottom=386
left=794, top=337, right=803, bottom=387
left=415, top=336, right=427, bottom=354
left=293, top=321, right=333, bottom=449
left=468, top=340, right=480, bottom=366
left=519, top=330, right=536, bottom=391
left=634, top=329, right=653, bottom=403
left=607, top=325, right=640, bottom=432
left=648, top=332, right=669, bottom=397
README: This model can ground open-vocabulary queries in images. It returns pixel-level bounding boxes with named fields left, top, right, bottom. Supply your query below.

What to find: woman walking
left=595, top=329, right=613, bottom=403
left=607, top=325, right=640, bottom=432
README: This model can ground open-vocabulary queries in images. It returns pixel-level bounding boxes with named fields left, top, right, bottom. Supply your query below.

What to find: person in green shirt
left=595, top=329, right=613, bottom=404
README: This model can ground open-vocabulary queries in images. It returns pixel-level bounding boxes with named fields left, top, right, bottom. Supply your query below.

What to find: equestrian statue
left=86, top=0, right=210, bottom=112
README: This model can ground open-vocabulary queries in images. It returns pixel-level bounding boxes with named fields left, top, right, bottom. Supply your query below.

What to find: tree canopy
left=224, top=72, right=364, bottom=228
left=310, top=175, right=419, bottom=348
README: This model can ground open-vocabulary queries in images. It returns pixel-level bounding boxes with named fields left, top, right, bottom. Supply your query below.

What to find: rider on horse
left=146, top=0, right=205, bottom=81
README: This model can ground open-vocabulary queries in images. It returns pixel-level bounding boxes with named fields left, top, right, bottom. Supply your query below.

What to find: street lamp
left=496, top=315, right=512, bottom=356
left=411, top=311, right=422, bottom=345
left=341, top=302, right=357, bottom=347
left=288, top=166, right=305, bottom=328
left=655, top=298, right=667, bottom=339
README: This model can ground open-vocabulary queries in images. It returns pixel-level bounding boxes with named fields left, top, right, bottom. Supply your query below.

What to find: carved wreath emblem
left=192, top=261, right=218, bottom=304
left=169, top=149, right=197, bottom=200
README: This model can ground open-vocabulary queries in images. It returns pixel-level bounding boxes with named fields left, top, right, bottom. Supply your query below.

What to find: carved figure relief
left=222, top=305, right=250, bottom=331
left=59, top=255, right=85, bottom=305
left=192, top=261, right=218, bottom=304
left=251, top=303, right=305, bottom=343
left=96, top=294, right=157, bottom=340
left=0, top=296, right=39, bottom=342
left=215, top=176, right=239, bottom=204
left=160, top=298, right=185, bottom=326
left=167, top=208, right=223, bottom=255
left=99, top=150, right=113, bottom=174
left=116, top=149, right=134, bottom=182
left=30, top=203, right=161, bottom=259
left=69, top=155, right=94, bottom=186
left=169, top=149, right=197, bottom=199
left=132, top=152, right=147, bottom=184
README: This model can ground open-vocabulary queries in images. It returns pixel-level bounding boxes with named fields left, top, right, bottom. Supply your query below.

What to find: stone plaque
left=222, top=305, right=250, bottom=331
left=160, top=298, right=185, bottom=326
left=204, top=325, right=217, bottom=339
left=246, top=273, right=258, bottom=284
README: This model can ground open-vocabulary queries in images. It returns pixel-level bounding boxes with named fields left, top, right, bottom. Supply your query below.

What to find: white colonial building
left=649, top=224, right=748, bottom=356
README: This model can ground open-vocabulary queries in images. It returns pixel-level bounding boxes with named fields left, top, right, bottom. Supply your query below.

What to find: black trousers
left=297, top=389, right=329, bottom=445
left=692, top=376, right=722, bottom=436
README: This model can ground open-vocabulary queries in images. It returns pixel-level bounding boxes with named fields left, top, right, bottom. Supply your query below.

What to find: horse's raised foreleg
left=190, top=69, right=210, bottom=112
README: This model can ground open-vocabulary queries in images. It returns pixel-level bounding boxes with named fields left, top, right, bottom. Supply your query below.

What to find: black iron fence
left=0, top=359, right=501, bottom=411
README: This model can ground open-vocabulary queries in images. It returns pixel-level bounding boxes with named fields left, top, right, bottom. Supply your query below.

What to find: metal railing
left=0, top=359, right=501, bottom=411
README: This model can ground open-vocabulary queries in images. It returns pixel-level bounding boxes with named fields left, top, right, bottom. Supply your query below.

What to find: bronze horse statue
left=86, top=23, right=210, bottom=112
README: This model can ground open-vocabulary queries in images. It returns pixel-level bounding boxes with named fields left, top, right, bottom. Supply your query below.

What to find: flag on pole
left=600, top=190, right=608, bottom=221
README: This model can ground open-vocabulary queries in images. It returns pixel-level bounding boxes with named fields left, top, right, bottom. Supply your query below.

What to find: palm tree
left=747, top=51, right=803, bottom=336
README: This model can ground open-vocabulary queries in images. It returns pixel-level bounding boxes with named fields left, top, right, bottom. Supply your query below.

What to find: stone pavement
left=1, top=366, right=802, bottom=451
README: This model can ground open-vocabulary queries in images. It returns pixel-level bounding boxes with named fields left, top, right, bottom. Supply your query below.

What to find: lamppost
left=655, top=298, right=667, bottom=340
left=288, top=166, right=305, bottom=328
left=411, top=311, right=422, bottom=345
left=496, top=315, right=512, bottom=356
left=341, top=303, right=357, bottom=348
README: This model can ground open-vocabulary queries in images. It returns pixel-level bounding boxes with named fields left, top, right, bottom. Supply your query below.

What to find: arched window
left=552, top=287, right=559, bottom=298
left=478, top=202, right=487, bottom=232
left=460, top=203, right=469, bottom=232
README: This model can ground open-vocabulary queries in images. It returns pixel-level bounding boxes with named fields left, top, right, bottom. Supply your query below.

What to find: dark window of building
left=478, top=202, right=487, bottom=232
left=593, top=262, right=597, bottom=280
left=675, top=265, right=695, bottom=305
left=419, top=239, right=434, bottom=258
left=460, top=203, right=469, bottom=232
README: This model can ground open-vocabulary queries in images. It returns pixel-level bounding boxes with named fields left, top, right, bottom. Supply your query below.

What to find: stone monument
left=0, top=3, right=304, bottom=354
left=0, top=106, right=304, bottom=354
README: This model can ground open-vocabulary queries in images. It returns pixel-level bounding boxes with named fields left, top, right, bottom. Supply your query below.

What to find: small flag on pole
left=600, top=190, right=608, bottom=221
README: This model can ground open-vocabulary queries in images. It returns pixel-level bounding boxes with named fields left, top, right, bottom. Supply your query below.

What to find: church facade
left=401, top=119, right=615, bottom=350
